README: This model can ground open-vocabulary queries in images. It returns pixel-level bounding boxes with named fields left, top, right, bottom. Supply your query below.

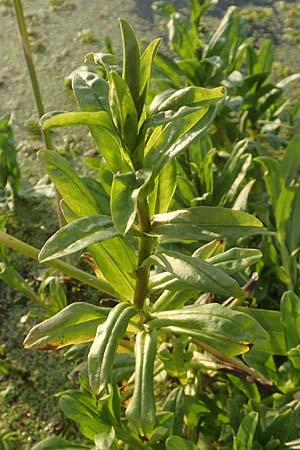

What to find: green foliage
left=14, top=17, right=290, bottom=450
left=0, top=114, right=20, bottom=212
left=1, top=3, right=300, bottom=449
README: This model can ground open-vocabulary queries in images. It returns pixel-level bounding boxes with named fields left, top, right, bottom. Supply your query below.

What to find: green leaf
left=31, top=437, right=90, bottom=450
left=70, top=70, right=109, bottom=112
left=166, top=435, right=198, bottom=450
left=139, top=38, right=162, bottom=114
left=148, top=303, right=268, bottom=344
left=168, top=12, right=200, bottom=60
left=163, top=387, right=185, bottom=435
left=111, top=169, right=151, bottom=234
left=145, top=103, right=223, bottom=174
left=233, top=411, right=258, bottom=450
left=150, top=206, right=264, bottom=241
left=0, top=113, right=20, bottom=195
left=59, top=390, right=109, bottom=440
left=23, top=302, right=110, bottom=350
left=237, top=307, right=286, bottom=355
left=149, top=159, right=177, bottom=216
left=39, top=215, right=120, bottom=262
left=281, top=290, right=300, bottom=350
left=147, top=250, right=247, bottom=298
left=94, top=427, right=115, bottom=450
left=126, top=330, right=157, bottom=437
left=214, top=140, right=252, bottom=206
left=119, top=18, right=140, bottom=109
left=157, top=86, right=225, bottom=111
left=88, top=302, right=137, bottom=394
left=207, top=248, right=262, bottom=275
left=108, top=70, right=138, bottom=152
left=0, top=262, right=39, bottom=303
left=85, top=52, right=122, bottom=74
left=38, top=150, right=101, bottom=217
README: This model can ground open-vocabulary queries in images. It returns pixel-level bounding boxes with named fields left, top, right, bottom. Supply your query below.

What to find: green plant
left=0, top=19, right=287, bottom=449
left=0, top=114, right=20, bottom=214
left=152, top=1, right=300, bottom=146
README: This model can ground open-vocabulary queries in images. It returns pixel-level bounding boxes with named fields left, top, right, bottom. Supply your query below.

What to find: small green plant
left=0, top=19, right=287, bottom=449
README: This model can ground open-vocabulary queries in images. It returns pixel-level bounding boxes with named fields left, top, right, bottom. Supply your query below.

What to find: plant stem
left=12, top=0, right=65, bottom=228
left=0, top=231, right=117, bottom=298
left=133, top=196, right=152, bottom=310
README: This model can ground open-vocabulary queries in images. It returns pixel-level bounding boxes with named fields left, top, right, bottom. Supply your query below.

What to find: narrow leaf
left=148, top=303, right=268, bottom=344
left=150, top=206, right=264, bottom=241
left=24, top=303, right=110, bottom=350
left=39, top=215, right=120, bottom=262
left=119, top=18, right=140, bottom=108
left=147, top=250, right=247, bottom=298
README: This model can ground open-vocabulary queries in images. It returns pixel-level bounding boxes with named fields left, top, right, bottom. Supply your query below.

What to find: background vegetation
left=1, top=0, right=300, bottom=449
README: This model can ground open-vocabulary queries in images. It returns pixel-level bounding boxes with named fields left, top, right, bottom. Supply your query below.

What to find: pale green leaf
left=39, top=215, right=120, bottom=262
left=23, top=302, right=109, bottom=350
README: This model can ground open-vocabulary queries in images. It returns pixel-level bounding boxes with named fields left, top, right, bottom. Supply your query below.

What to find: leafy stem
left=133, top=196, right=152, bottom=310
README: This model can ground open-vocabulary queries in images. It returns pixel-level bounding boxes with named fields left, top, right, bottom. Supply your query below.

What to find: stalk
left=133, top=196, right=152, bottom=309
left=0, top=231, right=117, bottom=298
left=12, top=0, right=65, bottom=228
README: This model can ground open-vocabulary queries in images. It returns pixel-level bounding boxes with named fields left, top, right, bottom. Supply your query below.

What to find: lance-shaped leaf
left=157, top=86, right=225, bottom=111
left=281, top=290, right=300, bottom=351
left=145, top=103, right=222, bottom=174
left=0, top=262, right=39, bottom=303
left=119, top=18, right=140, bottom=109
left=126, top=330, right=157, bottom=436
left=24, top=303, right=110, bottom=350
left=165, top=326, right=250, bottom=357
left=108, top=70, right=138, bottom=152
left=111, top=169, right=152, bottom=234
left=139, top=38, right=162, bottom=115
left=150, top=206, right=264, bottom=241
left=146, top=250, right=247, bottom=298
left=233, top=412, right=258, bottom=450
left=206, top=248, right=262, bottom=275
left=38, top=150, right=101, bottom=217
left=88, top=302, right=137, bottom=394
left=41, top=110, right=114, bottom=129
left=148, top=303, right=268, bottom=344
left=148, top=159, right=177, bottom=216
left=58, top=390, right=111, bottom=440
left=39, top=215, right=120, bottom=262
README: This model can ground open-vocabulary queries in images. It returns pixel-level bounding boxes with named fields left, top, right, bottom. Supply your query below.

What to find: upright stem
left=12, top=0, right=65, bottom=228
left=133, top=196, right=152, bottom=309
